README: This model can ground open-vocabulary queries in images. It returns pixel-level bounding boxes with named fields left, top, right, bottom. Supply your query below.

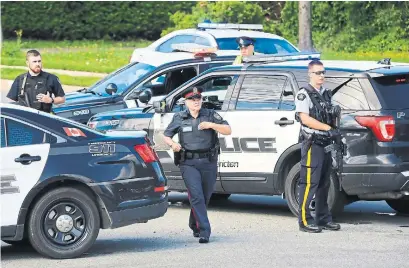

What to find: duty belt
left=185, top=151, right=212, bottom=159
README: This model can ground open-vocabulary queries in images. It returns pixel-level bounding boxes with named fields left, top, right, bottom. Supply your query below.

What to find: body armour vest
left=303, top=84, right=333, bottom=126
left=178, top=109, right=217, bottom=152
left=18, top=72, right=52, bottom=113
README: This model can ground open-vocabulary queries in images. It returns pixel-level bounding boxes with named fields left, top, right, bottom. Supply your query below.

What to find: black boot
left=199, top=237, right=209, bottom=243
left=320, top=222, right=341, bottom=231
left=299, top=224, right=322, bottom=233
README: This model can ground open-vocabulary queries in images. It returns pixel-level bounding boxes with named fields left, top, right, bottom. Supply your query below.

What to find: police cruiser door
left=1, top=117, right=50, bottom=229
left=150, top=72, right=239, bottom=191
left=218, top=72, right=301, bottom=194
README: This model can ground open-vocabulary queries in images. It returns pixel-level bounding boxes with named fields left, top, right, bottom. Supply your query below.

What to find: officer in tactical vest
left=294, top=60, right=342, bottom=233
left=7, top=50, right=65, bottom=113
left=233, top=36, right=255, bottom=65
left=163, top=86, right=232, bottom=243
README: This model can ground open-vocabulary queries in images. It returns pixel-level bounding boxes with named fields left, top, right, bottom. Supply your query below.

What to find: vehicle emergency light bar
left=197, top=23, right=263, bottom=31
left=242, top=52, right=321, bottom=64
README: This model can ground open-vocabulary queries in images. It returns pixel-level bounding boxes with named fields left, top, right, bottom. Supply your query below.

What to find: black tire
left=386, top=199, right=409, bottom=214
left=211, top=193, right=231, bottom=201
left=284, top=162, right=345, bottom=218
left=27, top=187, right=100, bottom=259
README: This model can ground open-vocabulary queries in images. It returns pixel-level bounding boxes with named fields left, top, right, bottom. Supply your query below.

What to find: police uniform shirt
left=7, top=71, right=65, bottom=101
left=164, top=108, right=229, bottom=151
left=295, top=85, right=331, bottom=134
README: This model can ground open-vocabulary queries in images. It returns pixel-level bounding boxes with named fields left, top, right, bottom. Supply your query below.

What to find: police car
left=87, top=53, right=409, bottom=216
left=0, top=104, right=168, bottom=259
left=52, top=45, right=239, bottom=124
left=130, top=23, right=300, bottom=62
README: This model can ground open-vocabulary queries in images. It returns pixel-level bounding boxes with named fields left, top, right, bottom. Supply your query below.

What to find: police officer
left=163, top=86, right=232, bottom=243
left=294, top=60, right=341, bottom=233
left=233, top=36, right=255, bottom=65
left=7, top=49, right=65, bottom=113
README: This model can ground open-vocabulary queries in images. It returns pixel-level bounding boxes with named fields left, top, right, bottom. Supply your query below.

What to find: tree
left=298, top=1, right=314, bottom=51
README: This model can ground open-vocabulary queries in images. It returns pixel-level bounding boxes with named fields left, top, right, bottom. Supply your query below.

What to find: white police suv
left=88, top=53, right=409, bottom=217
left=130, top=23, right=299, bottom=62
left=1, top=104, right=168, bottom=259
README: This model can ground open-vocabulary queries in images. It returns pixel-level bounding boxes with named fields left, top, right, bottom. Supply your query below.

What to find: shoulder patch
left=297, top=93, right=306, bottom=101
left=213, top=112, right=222, bottom=120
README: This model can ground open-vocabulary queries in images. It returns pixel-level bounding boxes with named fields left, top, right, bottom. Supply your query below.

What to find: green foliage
left=162, top=1, right=264, bottom=36
left=1, top=1, right=195, bottom=41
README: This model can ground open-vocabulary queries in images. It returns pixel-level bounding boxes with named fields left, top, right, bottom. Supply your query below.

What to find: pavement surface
left=1, top=193, right=408, bottom=268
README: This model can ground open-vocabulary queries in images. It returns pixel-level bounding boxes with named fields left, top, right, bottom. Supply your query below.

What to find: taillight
left=134, top=144, right=158, bottom=163
left=355, top=116, right=395, bottom=142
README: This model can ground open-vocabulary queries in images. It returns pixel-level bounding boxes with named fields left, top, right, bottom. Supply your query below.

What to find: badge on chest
left=182, top=126, right=193, bottom=132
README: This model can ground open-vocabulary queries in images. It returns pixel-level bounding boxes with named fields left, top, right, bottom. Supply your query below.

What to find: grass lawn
left=0, top=67, right=101, bottom=87
left=2, top=39, right=408, bottom=75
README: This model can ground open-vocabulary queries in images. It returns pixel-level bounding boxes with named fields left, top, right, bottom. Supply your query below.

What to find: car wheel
left=386, top=199, right=409, bottom=214
left=284, top=162, right=345, bottom=218
left=211, top=193, right=231, bottom=201
left=27, top=187, right=100, bottom=259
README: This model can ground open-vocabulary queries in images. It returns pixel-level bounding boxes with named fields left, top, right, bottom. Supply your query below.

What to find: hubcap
left=55, top=215, right=74, bottom=233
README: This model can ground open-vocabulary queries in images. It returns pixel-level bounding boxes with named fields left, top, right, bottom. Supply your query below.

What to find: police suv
left=87, top=54, right=409, bottom=216
left=52, top=46, right=238, bottom=124
left=0, top=104, right=168, bottom=259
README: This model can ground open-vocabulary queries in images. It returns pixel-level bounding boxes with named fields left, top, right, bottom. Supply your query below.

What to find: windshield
left=371, top=74, right=409, bottom=109
left=86, top=62, right=156, bottom=96
left=216, top=38, right=299, bottom=54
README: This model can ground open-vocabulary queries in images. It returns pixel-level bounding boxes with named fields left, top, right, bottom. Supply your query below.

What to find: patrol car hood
left=90, top=107, right=152, bottom=121
left=53, top=91, right=114, bottom=113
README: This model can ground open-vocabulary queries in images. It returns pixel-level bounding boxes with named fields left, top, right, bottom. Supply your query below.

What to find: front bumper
left=342, top=170, right=409, bottom=195
left=108, top=194, right=168, bottom=229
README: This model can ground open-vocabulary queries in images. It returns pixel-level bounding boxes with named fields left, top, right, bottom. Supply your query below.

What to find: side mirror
left=283, top=90, right=293, bottom=97
left=153, top=100, right=166, bottom=113
left=139, top=89, right=152, bottom=104
left=105, top=83, right=118, bottom=95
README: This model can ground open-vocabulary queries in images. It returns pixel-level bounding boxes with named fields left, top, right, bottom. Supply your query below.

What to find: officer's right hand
left=327, top=128, right=341, bottom=138
left=171, top=142, right=182, bottom=152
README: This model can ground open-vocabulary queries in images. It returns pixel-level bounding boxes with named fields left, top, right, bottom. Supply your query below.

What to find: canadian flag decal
left=63, top=127, right=86, bottom=137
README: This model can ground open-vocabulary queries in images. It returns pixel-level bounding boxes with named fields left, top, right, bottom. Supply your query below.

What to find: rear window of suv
left=371, top=74, right=409, bottom=109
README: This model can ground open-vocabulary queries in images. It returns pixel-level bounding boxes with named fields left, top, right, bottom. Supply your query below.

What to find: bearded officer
left=294, top=60, right=342, bottom=233
left=7, top=49, right=65, bottom=112
left=163, top=86, right=232, bottom=243
left=233, top=36, right=255, bottom=65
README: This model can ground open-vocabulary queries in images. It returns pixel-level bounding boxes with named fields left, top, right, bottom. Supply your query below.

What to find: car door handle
left=15, top=154, right=41, bottom=165
left=274, top=118, right=294, bottom=126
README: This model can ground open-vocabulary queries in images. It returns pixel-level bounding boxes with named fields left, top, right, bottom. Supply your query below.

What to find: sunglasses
left=311, top=70, right=326, bottom=75
left=186, top=96, right=202, bottom=100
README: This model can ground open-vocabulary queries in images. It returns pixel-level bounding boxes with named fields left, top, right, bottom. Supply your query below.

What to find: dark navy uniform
left=233, top=36, right=255, bottom=65
left=7, top=71, right=65, bottom=113
left=164, top=89, right=229, bottom=242
left=295, top=83, right=341, bottom=232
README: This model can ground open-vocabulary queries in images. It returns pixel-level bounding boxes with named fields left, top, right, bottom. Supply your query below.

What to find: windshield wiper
left=85, top=90, right=102, bottom=96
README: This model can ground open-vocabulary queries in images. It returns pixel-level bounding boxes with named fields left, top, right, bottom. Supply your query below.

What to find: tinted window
left=157, top=35, right=195, bottom=53
left=87, top=62, right=156, bottom=96
left=328, top=78, right=370, bottom=110
left=5, top=119, right=47, bottom=147
left=193, top=36, right=211, bottom=46
left=236, top=75, right=288, bottom=110
left=216, top=38, right=298, bottom=54
left=1, top=118, right=5, bottom=148
left=371, top=74, right=409, bottom=109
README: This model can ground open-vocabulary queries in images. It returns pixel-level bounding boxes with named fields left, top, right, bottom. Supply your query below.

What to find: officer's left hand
left=37, top=92, right=52, bottom=103
left=198, top=122, right=214, bottom=130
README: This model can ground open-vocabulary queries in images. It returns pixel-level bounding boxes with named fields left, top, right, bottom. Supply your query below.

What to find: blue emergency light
left=242, top=52, right=321, bottom=64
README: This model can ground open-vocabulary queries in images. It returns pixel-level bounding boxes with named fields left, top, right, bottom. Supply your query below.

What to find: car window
left=157, top=35, right=196, bottom=53
left=280, top=80, right=296, bottom=111
left=236, top=75, right=288, bottom=110
left=193, top=36, right=211, bottom=46
left=87, top=62, right=156, bottom=96
left=328, top=78, right=370, bottom=110
left=371, top=74, right=409, bottom=109
left=172, top=75, right=239, bottom=112
left=215, top=38, right=298, bottom=54
left=4, top=118, right=54, bottom=147
left=1, top=117, right=5, bottom=148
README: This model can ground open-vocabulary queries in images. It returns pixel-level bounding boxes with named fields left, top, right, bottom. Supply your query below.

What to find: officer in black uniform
left=294, top=60, right=342, bottom=233
left=163, top=86, right=232, bottom=243
left=233, top=36, right=255, bottom=65
left=7, top=49, right=65, bottom=113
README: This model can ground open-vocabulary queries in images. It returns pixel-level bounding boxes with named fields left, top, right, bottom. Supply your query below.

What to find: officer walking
left=163, top=87, right=232, bottom=243
left=7, top=49, right=65, bottom=112
left=294, top=60, right=342, bottom=233
left=233, top=36, right=255, bottom=65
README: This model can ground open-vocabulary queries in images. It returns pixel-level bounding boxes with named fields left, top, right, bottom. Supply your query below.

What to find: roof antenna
left=377, top=58, right=391, bottom=65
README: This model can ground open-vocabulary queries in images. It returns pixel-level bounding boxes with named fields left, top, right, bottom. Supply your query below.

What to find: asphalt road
left=2, top=193, right=408, bottom=268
